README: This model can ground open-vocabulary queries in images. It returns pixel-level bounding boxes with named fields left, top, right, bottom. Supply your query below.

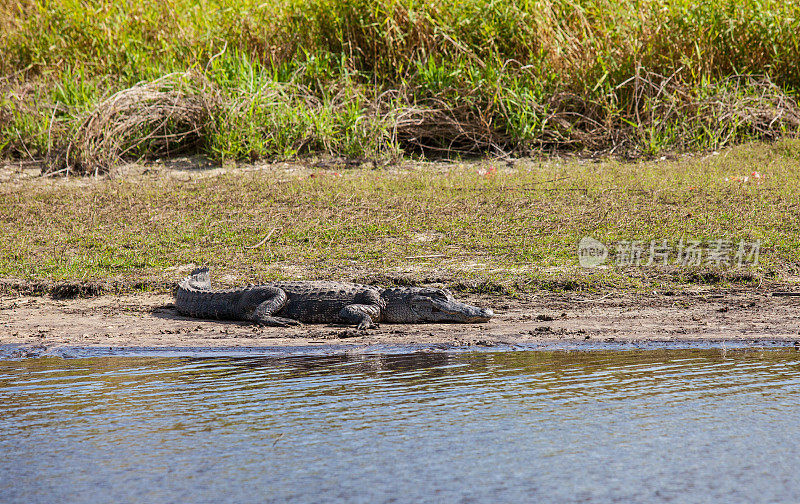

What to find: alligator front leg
left=244, top=287, right=302, bottom=327
left=339, top=304, right=382, bottom=330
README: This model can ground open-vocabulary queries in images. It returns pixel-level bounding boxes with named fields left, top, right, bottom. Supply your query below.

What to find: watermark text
left=578, top=238, right=759, bottom=268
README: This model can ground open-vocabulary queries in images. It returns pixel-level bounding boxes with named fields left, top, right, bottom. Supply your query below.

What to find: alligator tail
left=179, top=267, right=212, bottom=291
left=175, top=267, right=246, bottom=319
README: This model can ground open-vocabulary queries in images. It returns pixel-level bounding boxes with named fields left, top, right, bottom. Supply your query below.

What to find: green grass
left=2, top=0, right=800, bottom=171
left=2, top=140, right=799, bottom=293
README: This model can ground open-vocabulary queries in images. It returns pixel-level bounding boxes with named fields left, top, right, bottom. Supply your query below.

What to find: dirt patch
left=2, top=290, right=799, bottom=351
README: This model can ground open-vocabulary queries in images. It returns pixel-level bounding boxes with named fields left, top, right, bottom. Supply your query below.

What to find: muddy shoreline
left=2, top=289, right=799, bottom=355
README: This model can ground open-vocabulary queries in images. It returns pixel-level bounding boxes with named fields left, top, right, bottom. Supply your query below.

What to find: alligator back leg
left=244, top=287, right=302, bottom=327
left=338, top=304, right=382, bottom=330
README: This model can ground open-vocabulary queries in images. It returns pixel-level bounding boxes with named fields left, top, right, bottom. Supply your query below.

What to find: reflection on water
left=1, top=350, right=800, bottom=503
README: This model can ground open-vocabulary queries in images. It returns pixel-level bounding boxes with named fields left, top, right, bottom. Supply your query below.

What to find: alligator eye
left=431, top=307, right=441, bottom=313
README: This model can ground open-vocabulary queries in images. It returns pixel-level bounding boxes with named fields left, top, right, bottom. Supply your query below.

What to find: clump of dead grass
left=385, top=70, right=800, bottom=158
left=61, top=72, right=219, bottom=175
left=614, top=71, right=800, bottom=156
left=389, top=93, right=508, bottom=155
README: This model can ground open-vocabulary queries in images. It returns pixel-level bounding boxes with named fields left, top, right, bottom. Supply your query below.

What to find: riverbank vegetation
left=2, top=0, right=800, bottom=174
left=2, top=141, right=799, bottom=294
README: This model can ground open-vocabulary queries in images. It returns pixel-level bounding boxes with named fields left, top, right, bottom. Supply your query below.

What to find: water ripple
left=1, top=349, right=800, bottom=503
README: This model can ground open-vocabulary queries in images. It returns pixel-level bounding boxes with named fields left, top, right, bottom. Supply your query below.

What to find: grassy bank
left=2, top=0, right=800, bottom=173
left=2, top=141, right=799, bottom=294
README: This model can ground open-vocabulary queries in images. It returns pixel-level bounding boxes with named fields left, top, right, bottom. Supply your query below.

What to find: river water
left=2, top=348, right=799, bottom=503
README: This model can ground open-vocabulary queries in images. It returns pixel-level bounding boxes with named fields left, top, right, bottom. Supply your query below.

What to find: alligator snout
left=469, top=307, right=494, bottom=323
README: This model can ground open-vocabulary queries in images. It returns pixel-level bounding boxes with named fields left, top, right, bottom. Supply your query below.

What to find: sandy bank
left=2, top=290, right=799, bottom=353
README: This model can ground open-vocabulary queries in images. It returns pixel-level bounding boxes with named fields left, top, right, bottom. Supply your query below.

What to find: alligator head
left=381, top=287, right=494, bottom=324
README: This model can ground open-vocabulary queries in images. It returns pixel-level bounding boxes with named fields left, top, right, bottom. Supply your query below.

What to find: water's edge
left=2, top=339, right=798, bottom=359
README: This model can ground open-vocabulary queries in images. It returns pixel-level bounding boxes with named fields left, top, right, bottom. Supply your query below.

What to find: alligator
left=175, top=268, right=493, bottom=329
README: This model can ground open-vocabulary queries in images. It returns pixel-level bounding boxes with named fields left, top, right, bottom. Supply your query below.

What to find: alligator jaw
left=438, top=302, right=494, bottom=323
left=466, top=307, right=494, bottom=323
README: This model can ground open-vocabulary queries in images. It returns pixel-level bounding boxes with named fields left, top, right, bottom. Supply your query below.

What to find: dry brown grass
left=386, top=71, right=800, bottom=157
left=390, top=96, right=505, bottom=155
left=61, top=72, right=219, bottom=175
left=617, top=71, right=800, bottom=155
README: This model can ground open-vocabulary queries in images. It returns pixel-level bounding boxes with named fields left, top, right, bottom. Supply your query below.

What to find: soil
left=2, top=289, right=799, bottom=353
